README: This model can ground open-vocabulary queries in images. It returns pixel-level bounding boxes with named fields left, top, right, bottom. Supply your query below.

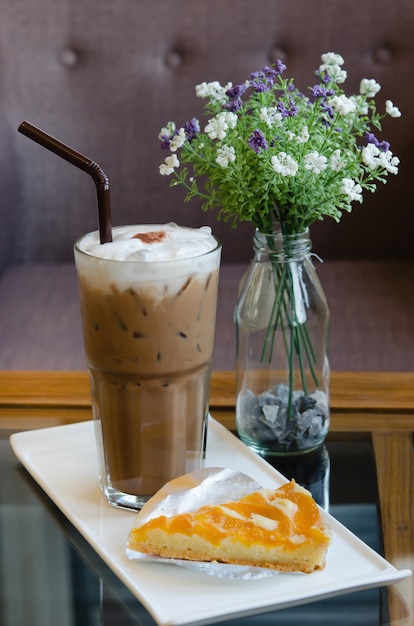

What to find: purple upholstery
left=0, top=0, right=413, bottom=371
left=0, top=261, right=413, bottom=371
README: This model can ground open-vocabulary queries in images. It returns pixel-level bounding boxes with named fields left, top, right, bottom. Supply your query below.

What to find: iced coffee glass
left=74, top=223, right=221, bottom=510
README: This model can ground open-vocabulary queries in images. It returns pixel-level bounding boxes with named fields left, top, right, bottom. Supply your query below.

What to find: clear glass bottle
left=235, top=227, right=330, bottom=456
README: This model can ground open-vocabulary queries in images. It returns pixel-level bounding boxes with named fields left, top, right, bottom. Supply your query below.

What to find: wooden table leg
left=372, top=431, right=414, bottom=624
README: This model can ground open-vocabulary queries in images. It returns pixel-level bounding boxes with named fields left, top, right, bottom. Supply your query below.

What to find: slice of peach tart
left=127, top=479, right=331, bottom=573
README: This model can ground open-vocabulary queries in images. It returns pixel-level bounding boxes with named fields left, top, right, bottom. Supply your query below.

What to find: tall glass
left=74, top=225, right=221, bottom=510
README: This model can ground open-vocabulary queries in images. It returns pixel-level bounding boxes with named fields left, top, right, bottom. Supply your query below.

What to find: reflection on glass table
left=1, top=429, right=400, bottom=626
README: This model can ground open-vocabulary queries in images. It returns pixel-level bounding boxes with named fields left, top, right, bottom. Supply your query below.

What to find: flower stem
left=259, top=236, right=321, bottom=419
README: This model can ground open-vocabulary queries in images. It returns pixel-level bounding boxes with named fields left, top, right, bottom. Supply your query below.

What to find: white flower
left=204, top=112, right=237, bottom=140
left=342, top=178, right=363, bottom=202
left=158, top=121, right=175, bottom=141
left=216, top=145, right=236, bottom=168
left=195, top=81, right=232, bottom=104
left=271, top=152, right=298, bottom=176
left=259, top=107, right=282, bottom=128
left=320, top=52, right=345, bottom=67
left=287, top=126, right=310, bottom=144
left=304, top=151, right=328, bottom=174
left=224, top=112, right=238, bottom=128
left=299, top=126, right=310, bottom=143
left=323, top=65, right=347, bottom=83
left=328, top=94, right=356, bottom=115
left=386, top=100, right=402, bottom=118
left=329, top=149, right=345, bottom=172
left=159, top=154, right=180, bottom=176
left=362, top=143, right=400, bottom=174
left=379, top=150, right=400, bottom=174
left=169, top=128, right=186, bottom=152
left=360, top=79, right=381, bottom=98
left=350, top=95, right=369, bottom=116
left=319, top=54, right=347, bottom=83
left=362, top=143, right=380, bottom=169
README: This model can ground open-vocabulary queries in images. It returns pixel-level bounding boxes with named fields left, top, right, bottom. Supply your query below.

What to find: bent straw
left=18, top=120, right=112, bottom=244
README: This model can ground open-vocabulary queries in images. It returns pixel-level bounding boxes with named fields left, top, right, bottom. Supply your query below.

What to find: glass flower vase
left=235, top=227, right=330, bottom=456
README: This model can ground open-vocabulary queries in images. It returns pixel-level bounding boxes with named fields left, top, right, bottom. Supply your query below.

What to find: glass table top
left=1, top=426, right=399, bottom=626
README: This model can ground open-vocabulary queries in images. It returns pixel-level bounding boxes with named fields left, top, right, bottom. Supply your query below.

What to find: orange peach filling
left=131, top=480, right=328, bottom=552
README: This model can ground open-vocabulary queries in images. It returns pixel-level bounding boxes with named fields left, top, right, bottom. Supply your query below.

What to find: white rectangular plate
left=10, top=418, right=411, bottom=626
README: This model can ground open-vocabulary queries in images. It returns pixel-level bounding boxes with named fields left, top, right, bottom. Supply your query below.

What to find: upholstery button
left=270, top=46, right=288, bottom=64
left=60, top=47, right=79, bottom=68
left=165, top=50, right=182, bottom=69
left=373, top=46, right=393, bottom=64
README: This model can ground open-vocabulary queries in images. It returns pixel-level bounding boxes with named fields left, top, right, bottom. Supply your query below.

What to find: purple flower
left=315, top=69, right=333, bottom=85
left=249, top=74, right=273, bottom=93
left=261, top=64, right=284, bottom=80
left=273, top=59, right=287, bottom=75
left=310, top=84, right=335, bottom=101
left=277, top=98, right=299, bottom=118
left=248, top=129, right=268, bottom=153
left=160, top=137, right=171, bottom=150
left=378, top=140, right=391, bottom=152
left=318, top=101, right=335, bottom=127
left=159, top=123, right=179, bottom=150
left=310, top=85, right=325, bottom=100
left=224, top=83, right=247, bottom=112
left=365, top=132, right=378, bottom=145
left=183, top=118, right=200, bottom=141
left=254, top=61, right=285, bottom=80
left=248, top=63, right=284, bottom=93
left=321, top=102, right=334, bottom=119
left=223, top=98, right=243, bottom=112
left=226, top=84, right=247, bottom=99
left=160, top=130, right=177, bottom=150
left=364, top=132, right=390, bottom=152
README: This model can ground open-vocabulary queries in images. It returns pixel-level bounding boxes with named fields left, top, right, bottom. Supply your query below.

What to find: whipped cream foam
left=74, top=224, right=221, bottom=296
left=78, top=223, right=217, bottom=261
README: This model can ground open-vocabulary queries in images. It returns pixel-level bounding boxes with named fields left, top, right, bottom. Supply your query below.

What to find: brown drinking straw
left=18, top=120, right=112, bottom=244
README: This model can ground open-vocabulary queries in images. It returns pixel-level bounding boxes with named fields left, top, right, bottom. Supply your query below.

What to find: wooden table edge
left=1, top=370, right=414, bottom=433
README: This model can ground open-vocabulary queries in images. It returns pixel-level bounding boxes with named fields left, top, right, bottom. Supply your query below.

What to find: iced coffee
left=74, top=223, right=221, bottom=510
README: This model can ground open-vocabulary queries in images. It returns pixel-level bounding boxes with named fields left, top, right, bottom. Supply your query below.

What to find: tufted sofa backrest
left=0, top=0, right=413, bottom=272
